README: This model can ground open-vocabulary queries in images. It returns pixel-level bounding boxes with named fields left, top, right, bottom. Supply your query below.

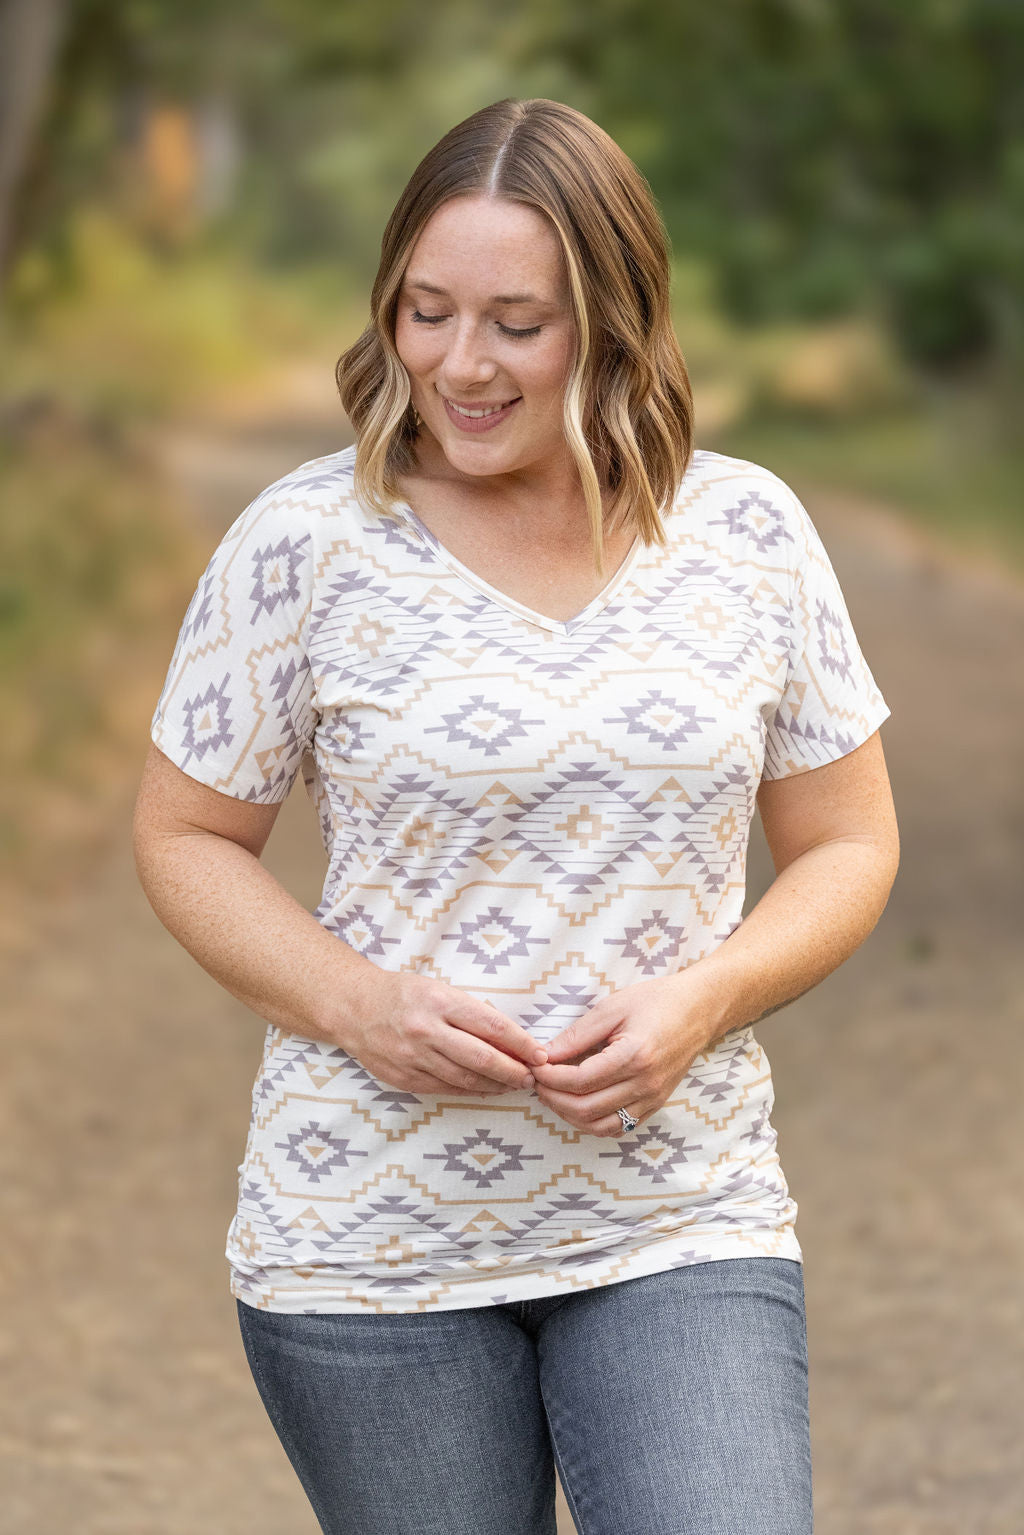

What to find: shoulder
left=183, top=445, right=376, bottom=631
left=667, top=447, right=811, bottom=562
left=226, top=443, right=362, bottom=545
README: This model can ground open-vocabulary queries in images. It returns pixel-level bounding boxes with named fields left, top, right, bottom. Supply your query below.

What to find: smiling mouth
left=443, top=396, right=521, bottom=419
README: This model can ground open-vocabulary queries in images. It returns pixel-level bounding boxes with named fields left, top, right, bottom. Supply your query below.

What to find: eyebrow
left=404, top=279, right=550, bottom=306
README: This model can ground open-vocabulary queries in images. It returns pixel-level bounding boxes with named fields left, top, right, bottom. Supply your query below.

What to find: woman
left=134, top=98, right=898, bottom=1535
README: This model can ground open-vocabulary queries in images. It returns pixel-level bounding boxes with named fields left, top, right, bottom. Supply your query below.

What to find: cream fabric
left=151, top=445, right=890, bottom=1311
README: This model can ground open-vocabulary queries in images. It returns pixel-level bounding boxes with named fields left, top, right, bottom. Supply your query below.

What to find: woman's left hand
left=529, top=972, right=723, bottom=1137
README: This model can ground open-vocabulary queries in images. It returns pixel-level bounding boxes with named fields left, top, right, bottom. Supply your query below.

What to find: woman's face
left=394, top=195, right=576, bottom=486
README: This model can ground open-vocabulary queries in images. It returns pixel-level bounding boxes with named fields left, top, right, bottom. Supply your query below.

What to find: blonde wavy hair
left=335, top=98, right=695, bottom=571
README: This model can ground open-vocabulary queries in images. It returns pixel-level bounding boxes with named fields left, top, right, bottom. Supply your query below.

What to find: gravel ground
left=2, top=419, right=1022, bottom=1533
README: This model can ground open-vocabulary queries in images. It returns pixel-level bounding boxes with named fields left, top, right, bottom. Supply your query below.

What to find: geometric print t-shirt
left=150, top=443, right=891, bottom=1313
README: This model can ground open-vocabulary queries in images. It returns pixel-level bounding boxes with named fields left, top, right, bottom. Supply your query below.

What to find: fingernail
left=532, top=1049, right=548, bottom=1064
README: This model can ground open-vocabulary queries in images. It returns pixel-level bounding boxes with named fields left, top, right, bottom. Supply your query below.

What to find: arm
left=530, top=729, right=899, bottom=1132
left=689, top=727, right=900, bottom=1042
left=132, top=744, right=546, bottom=1092
left=133, top=743, right=380, bottom=1043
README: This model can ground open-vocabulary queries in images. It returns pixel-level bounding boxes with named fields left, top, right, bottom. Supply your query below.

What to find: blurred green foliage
left=3, top=208, right=345, bottom=420
left=0, top=211, right=351, bottom=894
left=0, top=0, right=1020, bottom=900
left=9, top=0, right=1021, bottom=377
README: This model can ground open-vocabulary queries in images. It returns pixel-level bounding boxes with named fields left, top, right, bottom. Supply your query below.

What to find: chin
left=439, top=437, right=521, bottom=471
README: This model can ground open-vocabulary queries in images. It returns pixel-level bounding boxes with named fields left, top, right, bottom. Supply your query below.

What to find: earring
left=411, top=405, right=422, bottom=430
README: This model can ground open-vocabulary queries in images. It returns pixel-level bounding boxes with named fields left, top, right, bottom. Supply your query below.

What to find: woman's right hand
left=338, top=971, right=548, bottom=1097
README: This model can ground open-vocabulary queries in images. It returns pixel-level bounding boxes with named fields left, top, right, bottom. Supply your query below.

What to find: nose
left=438, top=318, right=497, bottom=394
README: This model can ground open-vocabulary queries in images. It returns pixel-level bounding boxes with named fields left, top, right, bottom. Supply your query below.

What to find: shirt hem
left=228, top=1225, right=803, bottom=1314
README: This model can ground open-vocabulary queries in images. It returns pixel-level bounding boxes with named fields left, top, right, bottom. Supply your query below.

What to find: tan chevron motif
left=151, top=443, right=890, bottom=1313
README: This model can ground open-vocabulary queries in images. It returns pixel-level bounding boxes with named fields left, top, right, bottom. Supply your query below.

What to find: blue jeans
left=236, top=1257, right=813, bottom=1534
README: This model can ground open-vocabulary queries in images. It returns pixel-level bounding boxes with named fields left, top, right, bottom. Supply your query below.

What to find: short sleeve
left=761, top=485, right=891, bottom=781
left=150, top=487, right=317, bottom=802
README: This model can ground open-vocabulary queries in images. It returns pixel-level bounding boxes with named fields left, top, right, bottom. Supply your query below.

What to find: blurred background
left=1, top=2, right=1022, bottom=1531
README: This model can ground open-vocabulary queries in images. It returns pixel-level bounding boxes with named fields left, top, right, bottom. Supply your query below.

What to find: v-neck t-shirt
left=150, top=442, right=891, bottom=1313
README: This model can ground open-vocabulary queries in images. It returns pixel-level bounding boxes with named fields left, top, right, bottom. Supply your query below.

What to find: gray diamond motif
left=423, top=1128, right=544, bottom=1188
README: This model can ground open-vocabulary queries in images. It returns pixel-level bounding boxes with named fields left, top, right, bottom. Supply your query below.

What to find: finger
left=534, top=1083, right=650, bottom=1137
left=534, top=1068, right=644, bottom=1117
left=540, top=1005, right=617, bottom=1063
left=400, top=1065, right=497, bottom=1097
left=416, top=1053, right=517, bottom=1095
left=591, top=1105, right=648, bottom=1136
left=531, top=1035, right=635, bottom=1094
left=534, top=1101, right=649, bottom=1138
left=432, top=1036, right=536, bottom=1093
left=589, top=1111, right=644, bottom=1135
left=445, top=998, right=549, bottom=1068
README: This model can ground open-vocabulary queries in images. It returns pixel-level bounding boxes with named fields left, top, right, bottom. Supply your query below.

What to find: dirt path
left=3, top=414, right=1022, bottom=1533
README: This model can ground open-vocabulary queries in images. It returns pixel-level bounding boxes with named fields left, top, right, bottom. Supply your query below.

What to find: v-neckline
left=392, top=497, right=644, bottom=637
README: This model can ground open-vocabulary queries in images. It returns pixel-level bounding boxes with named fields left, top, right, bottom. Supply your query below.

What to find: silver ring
left=617, top=1107, right=639, bottom=1133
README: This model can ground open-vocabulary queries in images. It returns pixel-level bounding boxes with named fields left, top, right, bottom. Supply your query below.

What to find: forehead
left=404, top=196, right=567, bottom=302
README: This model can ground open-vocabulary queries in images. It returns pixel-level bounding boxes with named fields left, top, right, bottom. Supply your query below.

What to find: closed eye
left=410, top=310, right=541, bottom=341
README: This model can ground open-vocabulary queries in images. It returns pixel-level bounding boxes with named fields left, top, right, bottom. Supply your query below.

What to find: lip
left=440, top=394, right=522, bottom=433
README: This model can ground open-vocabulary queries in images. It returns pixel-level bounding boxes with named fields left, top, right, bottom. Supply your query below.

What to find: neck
left=412, top=435, right=611, bottom=534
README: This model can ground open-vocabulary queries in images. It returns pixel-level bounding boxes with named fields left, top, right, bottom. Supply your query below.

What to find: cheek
left=534, top=334, right=573, bottom=400
left=394, top=321, right=437, bottom=377
left=514, top=345, right=570, bottom=407
left=533, top=357, right=570, bottom=409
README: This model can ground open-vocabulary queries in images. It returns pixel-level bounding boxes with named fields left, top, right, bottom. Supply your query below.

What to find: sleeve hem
left=759, top=701, right=892, bottom=783
left=150, top=723, right=297, bottom=804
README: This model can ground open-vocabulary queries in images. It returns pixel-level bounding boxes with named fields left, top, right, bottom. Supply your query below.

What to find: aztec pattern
left=151, top=444, right=891, bottom=1312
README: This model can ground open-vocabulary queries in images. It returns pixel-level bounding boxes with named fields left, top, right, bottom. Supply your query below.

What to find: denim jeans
left=236, top=1256, right=813, bottom=1535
